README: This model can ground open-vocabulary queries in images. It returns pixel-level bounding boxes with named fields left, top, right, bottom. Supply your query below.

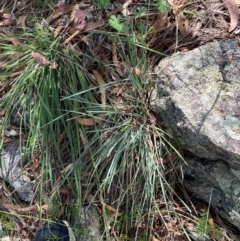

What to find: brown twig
left=0, top=199, right=29, bottom=229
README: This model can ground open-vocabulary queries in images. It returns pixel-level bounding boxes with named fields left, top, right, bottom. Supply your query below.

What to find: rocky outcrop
left=0, top=142, right=33, bottom=202
left=150, top=39, right=240, bottom=230
left=151, top=39, right=240, bottom=166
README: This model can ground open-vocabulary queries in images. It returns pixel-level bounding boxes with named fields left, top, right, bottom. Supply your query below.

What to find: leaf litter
left=0, top=0, right=240, bottom=240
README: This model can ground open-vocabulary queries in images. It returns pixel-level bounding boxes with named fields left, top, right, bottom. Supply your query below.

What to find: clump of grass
left=0, top=1, right=191, bottom=240
left=94, top=0, right=110, bottom=9
left=0, top=212, right=14, bottom=238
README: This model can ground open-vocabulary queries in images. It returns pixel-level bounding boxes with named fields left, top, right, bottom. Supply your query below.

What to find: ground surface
left=0, top=0, right=240, bottom=240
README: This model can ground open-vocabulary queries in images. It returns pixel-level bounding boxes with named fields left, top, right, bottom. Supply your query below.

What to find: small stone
left=0, top=142, right=33, bottom=202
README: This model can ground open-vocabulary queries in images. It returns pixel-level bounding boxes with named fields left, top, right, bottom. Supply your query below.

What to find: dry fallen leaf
left=108, top=0, right=133, bottom=16
left=0, top=13, right=16, bottom=26
left=71, top=4, right=86, bottom=29
left=58, top=130, right=66, bottom=144
left=0, top=19, right=14, bottom=26
left=148, top=12, right=168, bottom=45
left=110, top=84, right=125, bottom=95
left=49, top=62, right=58, bottom=69
left=131, top=66, right=144, bottom=76
left=93, top=70, right=106, bottom=109
left=10, top=37, right=20, bottom=46
left=151, top=234, right=160, bottom=241
left=31, top=52, right=47, bottom=65
left=54, top=25, right=64, bottom=37
left=83, top=19, right=105, bottom=31
left=167, top=0, right=190, bottom=36
left=79, top=129, right=88, bottom=151
left=171, top=0, right=190, bottom=13
left=77, top=114, right=105, bottom=126
left=60, top=163, right=73, bottom=174
left=17, top=15, right=27, bottom=27
left=51, top=4, right=76, bottom=22
left=176, top=12, right=189, bottom=35
left=224, top=0, right=239, bottom=32
left=112, top=43, right=124, bottom=77
left=0, top=107, right=6, bottom=116
left=47, top=3, right=90, bottom=25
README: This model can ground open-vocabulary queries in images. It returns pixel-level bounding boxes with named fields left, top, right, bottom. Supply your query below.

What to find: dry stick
left=63, top=29, right=80, bottom=45
left=0, top=199, right=29, bottom=229
left=7, top=203, right=37, bottom=214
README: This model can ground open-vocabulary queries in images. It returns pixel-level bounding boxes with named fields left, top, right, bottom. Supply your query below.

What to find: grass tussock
left=0, top=1, right=192, bottom=240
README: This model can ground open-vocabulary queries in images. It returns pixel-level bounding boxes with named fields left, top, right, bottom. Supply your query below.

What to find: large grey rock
left=150, top=39, right=240, bottom=231
left=0, top=142, right=33, bottom=202
left=151, top=39, right=240, bottom=167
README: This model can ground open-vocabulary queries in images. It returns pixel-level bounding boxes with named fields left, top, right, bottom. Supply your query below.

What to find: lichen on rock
left=151, top=39, right=240, bottom=167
